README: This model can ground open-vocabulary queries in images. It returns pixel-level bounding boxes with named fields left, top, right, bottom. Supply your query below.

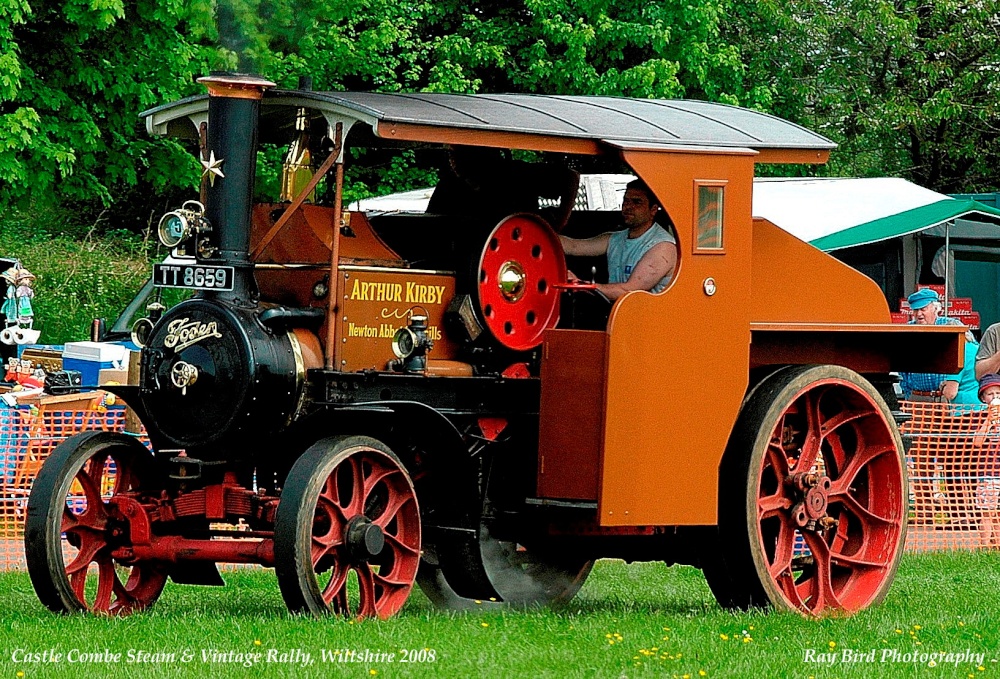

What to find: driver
left=558, top=179, right=677, bottom=300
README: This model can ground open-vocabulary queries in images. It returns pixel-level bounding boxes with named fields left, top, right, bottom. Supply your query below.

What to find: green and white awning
left=752, top=178, right=1000, bottom=251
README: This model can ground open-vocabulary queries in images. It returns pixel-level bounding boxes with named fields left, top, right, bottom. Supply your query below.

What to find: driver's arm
left=559, top=232, right=611, bottom=257
left=596, top=241, right=677, bottom=301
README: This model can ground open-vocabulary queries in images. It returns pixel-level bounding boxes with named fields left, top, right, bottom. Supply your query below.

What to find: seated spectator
left=973, top=373, right=1000, bottom=547
left=899, top=288, right=979, bottom=404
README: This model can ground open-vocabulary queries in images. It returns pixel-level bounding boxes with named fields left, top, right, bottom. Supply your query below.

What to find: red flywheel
left=477, top=214, right=566, bottom=351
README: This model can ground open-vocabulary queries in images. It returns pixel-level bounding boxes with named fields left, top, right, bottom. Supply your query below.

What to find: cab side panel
left=600, top=150, right=755, bottom=526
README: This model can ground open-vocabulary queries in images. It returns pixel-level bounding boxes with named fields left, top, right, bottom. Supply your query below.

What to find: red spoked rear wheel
left=477, top=214, right=565, bottom=351
left=274, top=436, right=421, bottom=619
left=703, top=365, right=906, bottom=617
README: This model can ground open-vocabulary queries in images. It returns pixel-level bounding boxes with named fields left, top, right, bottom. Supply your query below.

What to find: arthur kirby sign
left=340, top=272, right=456, bottom=370
left=348, top=279, right=447, bottom=305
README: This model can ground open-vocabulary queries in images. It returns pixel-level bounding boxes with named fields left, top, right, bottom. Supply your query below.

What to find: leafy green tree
left=730, top=0, right=1000, bottom=192
left=247, top=0, right=745, bottom=199
left=254, top=0, right=742, bottom=100
left=0, top=1, right=221, bottom=213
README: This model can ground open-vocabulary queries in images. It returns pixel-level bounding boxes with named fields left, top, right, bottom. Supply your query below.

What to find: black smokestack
left=197, top=73, right=274, bottom=306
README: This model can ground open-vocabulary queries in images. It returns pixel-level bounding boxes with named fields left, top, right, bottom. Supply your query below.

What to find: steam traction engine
left=25, top=75, right=965, bottom=618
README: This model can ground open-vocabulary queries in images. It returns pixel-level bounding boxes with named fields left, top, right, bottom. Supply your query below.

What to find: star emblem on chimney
left=200, top=150, right=225, bottom=187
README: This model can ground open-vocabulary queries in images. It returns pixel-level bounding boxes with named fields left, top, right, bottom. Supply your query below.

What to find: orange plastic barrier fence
left=1, top=398, right=133, bottom=571
left=900, top=400, right=1000, bottom=553
left=1, top=399, right=995, bottom=572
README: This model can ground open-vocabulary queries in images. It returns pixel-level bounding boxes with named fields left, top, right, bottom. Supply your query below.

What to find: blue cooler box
left=61, top=342, right=130, bottom=388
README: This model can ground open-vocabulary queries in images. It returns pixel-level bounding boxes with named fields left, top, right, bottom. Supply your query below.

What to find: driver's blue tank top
left=607, top=224, right=676, bottom=293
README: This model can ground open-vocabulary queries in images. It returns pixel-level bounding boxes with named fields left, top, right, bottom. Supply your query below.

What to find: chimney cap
left=198, top=73, right=276, bottom=99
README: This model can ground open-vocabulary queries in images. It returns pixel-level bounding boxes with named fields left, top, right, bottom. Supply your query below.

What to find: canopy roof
left=752, top=178, right=1000, bottom=251
left=141, top=90, right=835, bottom=154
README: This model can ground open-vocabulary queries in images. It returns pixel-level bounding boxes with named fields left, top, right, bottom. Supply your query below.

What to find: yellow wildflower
left=828, top=641, right=836, bottom=649
left=719, top=634, right=729, bottom=641
left=254, top=640, right=261, bottom=646
left=481, top=622, right=489, bottom=627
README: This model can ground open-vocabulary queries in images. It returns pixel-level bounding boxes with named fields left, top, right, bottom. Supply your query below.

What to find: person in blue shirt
left=899, top=288, right=980, bottom=404
left=559, top=180, right=678, bottom=300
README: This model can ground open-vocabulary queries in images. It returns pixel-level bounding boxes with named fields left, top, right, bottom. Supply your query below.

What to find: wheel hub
left=345, top=516, right=385, bottom=562
left=105, top=516, right=129, bottom=548
left=498, top=260, right=527, bottom=302
left=788, top=472, right=832, bottom=528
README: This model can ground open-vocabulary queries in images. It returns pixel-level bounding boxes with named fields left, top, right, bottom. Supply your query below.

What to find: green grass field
left=1, top=553, right=999, bottom=678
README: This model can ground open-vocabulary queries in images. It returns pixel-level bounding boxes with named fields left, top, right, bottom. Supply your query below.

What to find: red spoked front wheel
left=25, top=431, right=167, bottom=615
left=703, top=365, right=906, bottom=617
left=477, top=214, right=565, bottom=351
left=274, top=436, right=421, bottom=619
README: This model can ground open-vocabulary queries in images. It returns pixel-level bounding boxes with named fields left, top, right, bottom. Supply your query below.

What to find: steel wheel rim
left=477, top=214, right=564, bottom=351
left=56, top=446, right=165, bottom=615
left=754, top=377, right=904, bottom=616
left=308, top=447, right=420, bottom=619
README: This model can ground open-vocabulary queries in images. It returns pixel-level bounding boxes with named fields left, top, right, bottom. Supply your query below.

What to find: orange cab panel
left=537, top=329, right=607, bottom=500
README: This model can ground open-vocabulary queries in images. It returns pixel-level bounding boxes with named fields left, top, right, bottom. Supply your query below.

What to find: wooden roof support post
left=325, top=123, right=345, bottom=370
